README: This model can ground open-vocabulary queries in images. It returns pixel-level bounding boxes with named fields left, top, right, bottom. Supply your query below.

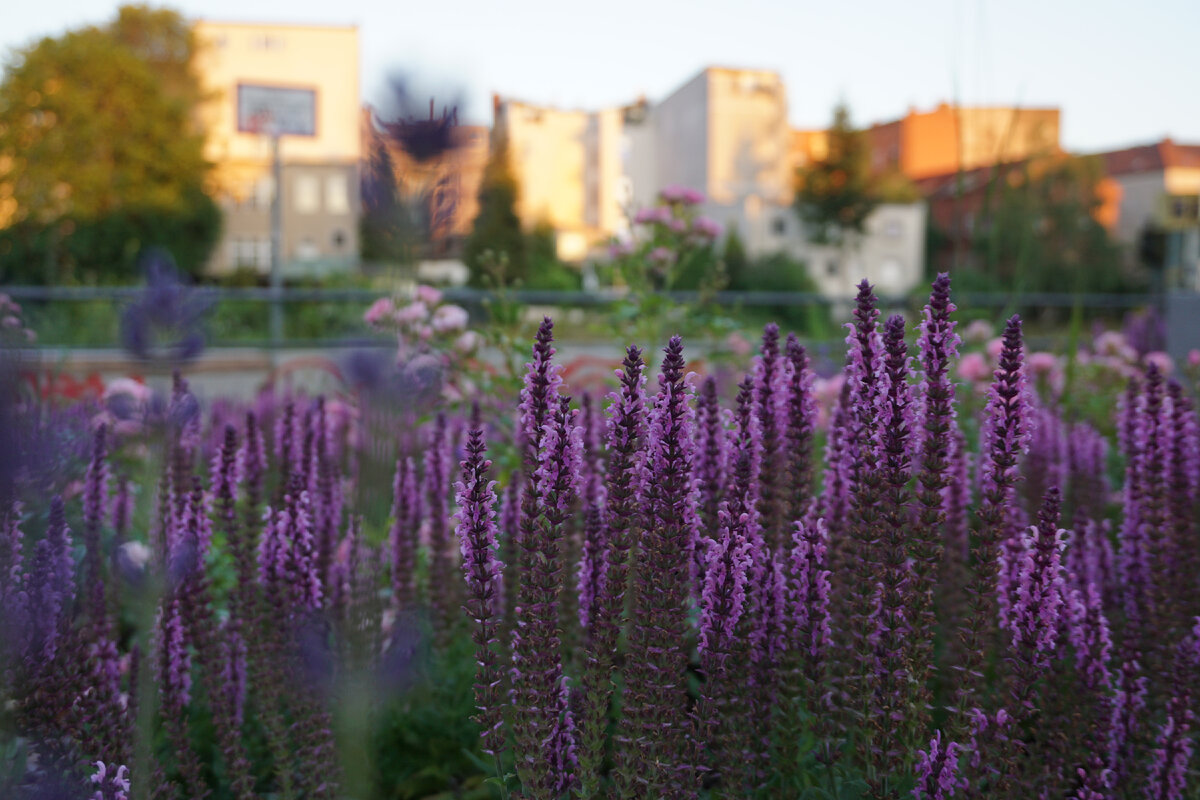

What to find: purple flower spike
left=425, top=412, right=457, bottom=643
left=576, top=391, right=608, bottom=629
left=913, top=731, right=967, bottom=799
left=617, top=335, right=698, bottom=797
left=25, top=497, right=74, bottom=661
left=390, top=456, right=419, bottom=612
left=1146, top=713, right=1193, bottom=800
left=454, top=425, right=505, bottom=758
left=577, top=346, right=647, bottom=797
left=83, top=424, right=111, bottom=623
left=511, top=326, right=579, bottom=798
left=695, top=375, right=728, bottom=540
left=1011, top=488, right=1067, bottom=676
left=754, top=323, right=786, bottom=550
left=784, top=333, right=817, bottom=523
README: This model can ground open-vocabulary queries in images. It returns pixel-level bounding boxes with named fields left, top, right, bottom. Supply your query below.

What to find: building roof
left=1097, top=139, right=1200, bottom=175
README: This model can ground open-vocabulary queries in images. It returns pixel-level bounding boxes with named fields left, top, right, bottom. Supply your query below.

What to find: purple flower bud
left=913, top=731, right=967, bottom=799
left=454, top=425, right=505, bottom=756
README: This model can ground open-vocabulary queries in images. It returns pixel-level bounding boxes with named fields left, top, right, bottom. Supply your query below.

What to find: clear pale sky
left=4, top=0, right=1197, bottom=153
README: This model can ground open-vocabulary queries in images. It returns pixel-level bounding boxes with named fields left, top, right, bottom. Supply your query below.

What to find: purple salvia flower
left=1145, top=712, right=1193, bottom=800
left=242, top=410, right=267, bottom=515
left=159, top=597, right=191, bottom=711
left=390, top=456, right=419, bottom=612
left=754, top=323, right=787, bottom=551
left=577, top=346, right=647, bottom=798
left=577, top=391, right=608, bottom=629
left=273, top=399, right=300, bottom=482
left=1067, top=421, right=1109, bottom=525
left=1109, top=657, right=1149, bottom=787
left=913, top=731, right=967, bottom=799
left=956, top=315, right=1028, bottom=729
left=518, top=317, right=563, bottom=459
left=90, top=761, right=131, bottom=800
left=511, top=389, right=579, bottom=799
left=1067, top=581, right=1114, bottom=695
left=425, top=412, right=457, bottom=643
left=789, top=518, right=832, bottom=675
left=1024, top=404, right=1068, bottom=523
left=454, top=425, right=505, bottom=758
left=784, top=332, right=817, bottom=523
left=83, top=424, right=111, bottom=623
left=819, top=382, right=854, bottom=550
left=698, top=516, right=753, bottom=660
left=1011, top=487, right=1067, bottom=671
left=695, top=375, right=728, bottom=537
left=24, top=497, right=73, bottom=661
left=618, top=336, right=699, bottom=798
left=846, top=279, right=885, bottom=473
left=259, top=480, right=322, bottom=612
left=1165, top=381, right=1198, bottom=630
left=874, top=314, right=919, bottom=754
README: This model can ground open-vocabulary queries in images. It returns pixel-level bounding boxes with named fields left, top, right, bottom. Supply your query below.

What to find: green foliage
left=464, top=133, right=526, bottom=286
left=0, top=6, right=219, bottom=283
left=972, top=156, right=1138, bottom=295
left=730, top=251, right=831, bottom=336
left=794, top=103, right=878, bottom=245
left=523, top=220, right=581, bottom=290
left=721, top=226, right=749, bottom=290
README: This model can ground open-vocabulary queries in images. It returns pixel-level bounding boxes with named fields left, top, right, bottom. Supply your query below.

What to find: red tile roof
left=1098, top=139, right=1200, bottom=175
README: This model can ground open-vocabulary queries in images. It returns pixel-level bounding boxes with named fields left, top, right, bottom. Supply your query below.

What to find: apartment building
left=867, top=103, right=1061, bottom=181
left=193, top=20, right=360, bottom=276
left=1097, top=138, right=1200, bottom=288
left=492, top=96, right=634, bottom=261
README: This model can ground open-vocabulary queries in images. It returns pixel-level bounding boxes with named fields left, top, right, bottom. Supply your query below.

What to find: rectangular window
left=325, top=175, right=349, bottom=214
left=294, top=174, right=320, bottom=214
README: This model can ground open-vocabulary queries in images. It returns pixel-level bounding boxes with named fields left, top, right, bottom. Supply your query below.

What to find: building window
left=332, top=230, right=347, bottom=250
left=826, top=258, right=839, bottom=277
left=294, top=175, right=320, bottom=214
left=253, top=176, right=274, bottom=209
left=227, top=237, right=270, bottom=270
left=772, top=216, right=787, bottom=236
left=326, top=175, right=349, bottom=215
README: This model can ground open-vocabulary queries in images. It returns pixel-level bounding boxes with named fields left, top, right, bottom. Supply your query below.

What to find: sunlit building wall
left=867, top=103, right=1060, bottom=181
left=193, top=20, right=360, bottom=275
left=493, top=96, right=630, bottom=261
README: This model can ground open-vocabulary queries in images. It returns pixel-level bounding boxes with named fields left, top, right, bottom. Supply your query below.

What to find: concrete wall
left=705, top=68, right=790, bottom=205
left=649, top=71, right=710, bottom=198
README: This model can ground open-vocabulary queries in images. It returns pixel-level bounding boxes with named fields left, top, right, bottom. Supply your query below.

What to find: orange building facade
left=867, top=103, right=1061, bottom=181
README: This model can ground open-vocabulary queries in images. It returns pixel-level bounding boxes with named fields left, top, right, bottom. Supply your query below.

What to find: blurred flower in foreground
left=120, top=251, right=210, bottom=364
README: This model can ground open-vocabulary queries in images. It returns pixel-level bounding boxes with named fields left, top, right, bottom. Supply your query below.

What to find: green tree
left=463, top=131, right=527, bottom=286
left=794, top=103, right=877, bottom=245
left=721, top=225, right=749, bottom=289
left=977, top=155, right=1134, bottom=294
left=0, top=6, right=218, bottom=284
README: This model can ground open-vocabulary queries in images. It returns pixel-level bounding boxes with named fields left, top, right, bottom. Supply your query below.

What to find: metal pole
left=269, top=132, right=284, bottom=352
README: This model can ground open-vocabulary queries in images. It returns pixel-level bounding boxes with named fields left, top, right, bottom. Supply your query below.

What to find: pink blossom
left=415, top=285, right=443, bottom=305
left=431, top=304, right=469, bottom=333
left=680, top=187, right=706, bottom=206
left=1094, top=330, right=1136, bottom=361
left=634, top=207, right=671, bottom=225
left=963, top=319, right=993, bottom=344
left=364, top=297, right=395, bottom=326
left=985, top=337, right=1004, bottom=362
left=394, top=301, right=429, bottom=325
left=455, top=330, right=481, bottom=353
left=417, top=324, right=434, bottom=341
left=659, top=185, right=687, bottom=204
left=1144, top=351, right=1174, bottom=375
left=692, top=216, right=722, bottom=239
left=648, top=246, right=676, bottom=266
left=958, top=351, right=991, bottom=383
left=725, top=331, right=752, bottom=358
left=1188, top=349, right=1200, bottom=368
left=608, top=240, right=635, bottom=258
left=1027, top=352, right=1060, bottom=377
left=668, top=217, right=687, bottom=233
left=103, top=377, right=152, bottom=405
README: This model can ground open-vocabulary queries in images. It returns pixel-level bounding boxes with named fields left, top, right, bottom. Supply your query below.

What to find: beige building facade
left=493, top=96, right=631, bottom=260
left=194, top=21, right=361, bottom=276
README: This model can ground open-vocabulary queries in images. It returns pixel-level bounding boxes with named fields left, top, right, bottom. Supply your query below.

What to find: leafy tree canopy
left=794, top=103, right=878, bottom=245
left=463, top=131, right=527, bottom=286
left=0, top=5, right=218, bottom=283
